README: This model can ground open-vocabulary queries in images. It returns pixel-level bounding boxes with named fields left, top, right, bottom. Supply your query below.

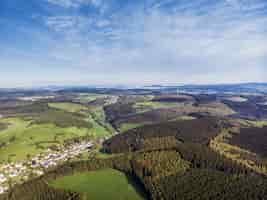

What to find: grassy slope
left=0, top=101, right=112, bottom=162
left=0, top=116, right=110, bottom=162
left=0, top=122, right=7, bottom=131
left=48, top=102, right=88, bottom=113
left=49, top=102, right=112, bottom=136
left=33, top=109, right=92, bottom=129
left=0, top=100, right=114, bottom=161
left=86, top=115, right=110, bottom=138
left=75, top=93, right=107, bottom=104
left=0, top=118, right=93, bottom=162
left=119, top=123, right=144, bottom=132
left=89, top=106, right=115, bottom=134
left=50, top=169, right=146, bottom=200
left=134, top=101, right=179, bottom=112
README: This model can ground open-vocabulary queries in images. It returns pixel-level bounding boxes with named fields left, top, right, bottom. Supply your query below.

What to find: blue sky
left=0, top=0, right=267, bottom=87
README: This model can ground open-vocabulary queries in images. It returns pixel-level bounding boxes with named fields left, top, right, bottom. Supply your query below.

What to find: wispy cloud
left=225, top=0, right=267, bottom=11
left=41, top=0, right=267, bottom=83
left=46, top=0, right=85, bottom=8
left=45, top=16, right=92, bottom=33
left=1, top=0, right=267, bottom=86
left=46, top=0, right=103, bottom=8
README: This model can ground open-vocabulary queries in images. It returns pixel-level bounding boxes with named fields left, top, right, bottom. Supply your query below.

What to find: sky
left=0, top=0, right=267, bottom=87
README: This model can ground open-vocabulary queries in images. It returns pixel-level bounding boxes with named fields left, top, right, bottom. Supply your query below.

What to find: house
left=0, top=174, right=7, bottom=183
left=0, top=186, right=5, bottom=194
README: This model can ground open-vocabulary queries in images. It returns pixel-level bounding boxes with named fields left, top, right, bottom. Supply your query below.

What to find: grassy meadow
left=119, top=123, right=144, bottom=132
left=48, top=102, right=88, bottom=113
left=0, top=118, right=92, bottom=162
left=0, top=102, right=112, bottom=162
left=134, top=101, right=180, bottom=112
left=0, top=122, right=7, bottom=131
left=74, top=93, right=107, bottom=104
left=50, top=169, right=146, bottom=200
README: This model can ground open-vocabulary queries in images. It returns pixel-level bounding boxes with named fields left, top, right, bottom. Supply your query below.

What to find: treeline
left=131, top=147, right=267, bottom=200
left=0, top=151, right=186, bottom=200
left=1, top=148, right=267, bottom=200
left=2, top=116, right=267, bottom=200
left=176, top=142, right=253, bottom=175
left=229, top=126, right=267, bottom=158
left=103, top=118, right=225, bottom=153
left=99, top=116, right=267, bottom=199
left=104, top=129, right=255, bottom=175
left=152, top=95, right=194, bottom=103
left=0, top=123, right=7, bottom=131
left=2, top=179, right=80, bottom=200
left=129, top=149, right=267, bottom=200
left=33, top=108, right=92, bottom=129
left=0, top=155, right=133, bottom=200
left=1, top=102, right=92, bottom=129
left=132, top=150, right=189, bottom=180
left=104, top=102, right=136, bottom=123
left=153, top=169, right=267, bottom=200
left=223, top=99, right=267, bottom=120
left=116, top=109, right=183, bottom=128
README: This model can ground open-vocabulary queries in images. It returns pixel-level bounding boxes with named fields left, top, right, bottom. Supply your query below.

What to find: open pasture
left=50, top=168, right=146, bottom=200
left=0, top=118, right=93, bottom=162
left=48, top=102, right=88, bottom=113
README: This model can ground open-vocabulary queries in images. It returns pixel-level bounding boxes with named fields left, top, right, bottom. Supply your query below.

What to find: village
left=0, top=141, right=93, bottom=194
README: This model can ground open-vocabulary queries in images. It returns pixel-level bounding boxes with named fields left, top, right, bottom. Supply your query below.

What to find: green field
left=119, top=123, right=144, bottom=132
left=89, top=107, right=106, bottom=121
left=86, top=114, right=111, bottom=137
left=50, top=169, right=146, bottom=200
left=134, top=101, right=180, bottom=112
left=89, top=107, right=115, bottom=134
left=48, top=102, right=88, bottom=113
left=0, top=116, right=110, bottom=162
left=0, top=100, right=113, bottom=162
left=0, top=122, right=7, bottom=131
left=49, top=102, right=114, bottom=136
left=75, top=93, right=107, bottom=104
left=9, top=102, right=92, bottom=129
left=48, top=102, right=112, bottom=137
left=0, top=118, right=92, bottom=162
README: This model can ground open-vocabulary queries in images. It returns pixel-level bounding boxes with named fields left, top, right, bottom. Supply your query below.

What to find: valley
left=0, top=85, right=267, bottom=199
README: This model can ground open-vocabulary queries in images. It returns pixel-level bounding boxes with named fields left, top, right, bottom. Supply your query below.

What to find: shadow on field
left=125, top=173, right=149, bottom=200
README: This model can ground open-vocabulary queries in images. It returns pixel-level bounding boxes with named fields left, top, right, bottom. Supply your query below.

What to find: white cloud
left=45, top=16, right=91, bottom=33
left=46, top=0, right=82, bottom=8
left=225, top=0, right=267, bottom=11
left=17, top=0, right=267, bottom=84
left=46, top=0, right=103, bottom=8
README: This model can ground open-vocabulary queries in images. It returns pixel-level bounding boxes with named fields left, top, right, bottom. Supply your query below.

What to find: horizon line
left=1, top=82, right=267, bottom=90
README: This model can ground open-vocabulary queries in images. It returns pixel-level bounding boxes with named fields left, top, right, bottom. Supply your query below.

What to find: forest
left=1, top=90, right=267, bottom=200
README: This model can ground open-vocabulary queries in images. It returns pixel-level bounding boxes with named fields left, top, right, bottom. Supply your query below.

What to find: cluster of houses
left=0, top=141, right=93, bottom=195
